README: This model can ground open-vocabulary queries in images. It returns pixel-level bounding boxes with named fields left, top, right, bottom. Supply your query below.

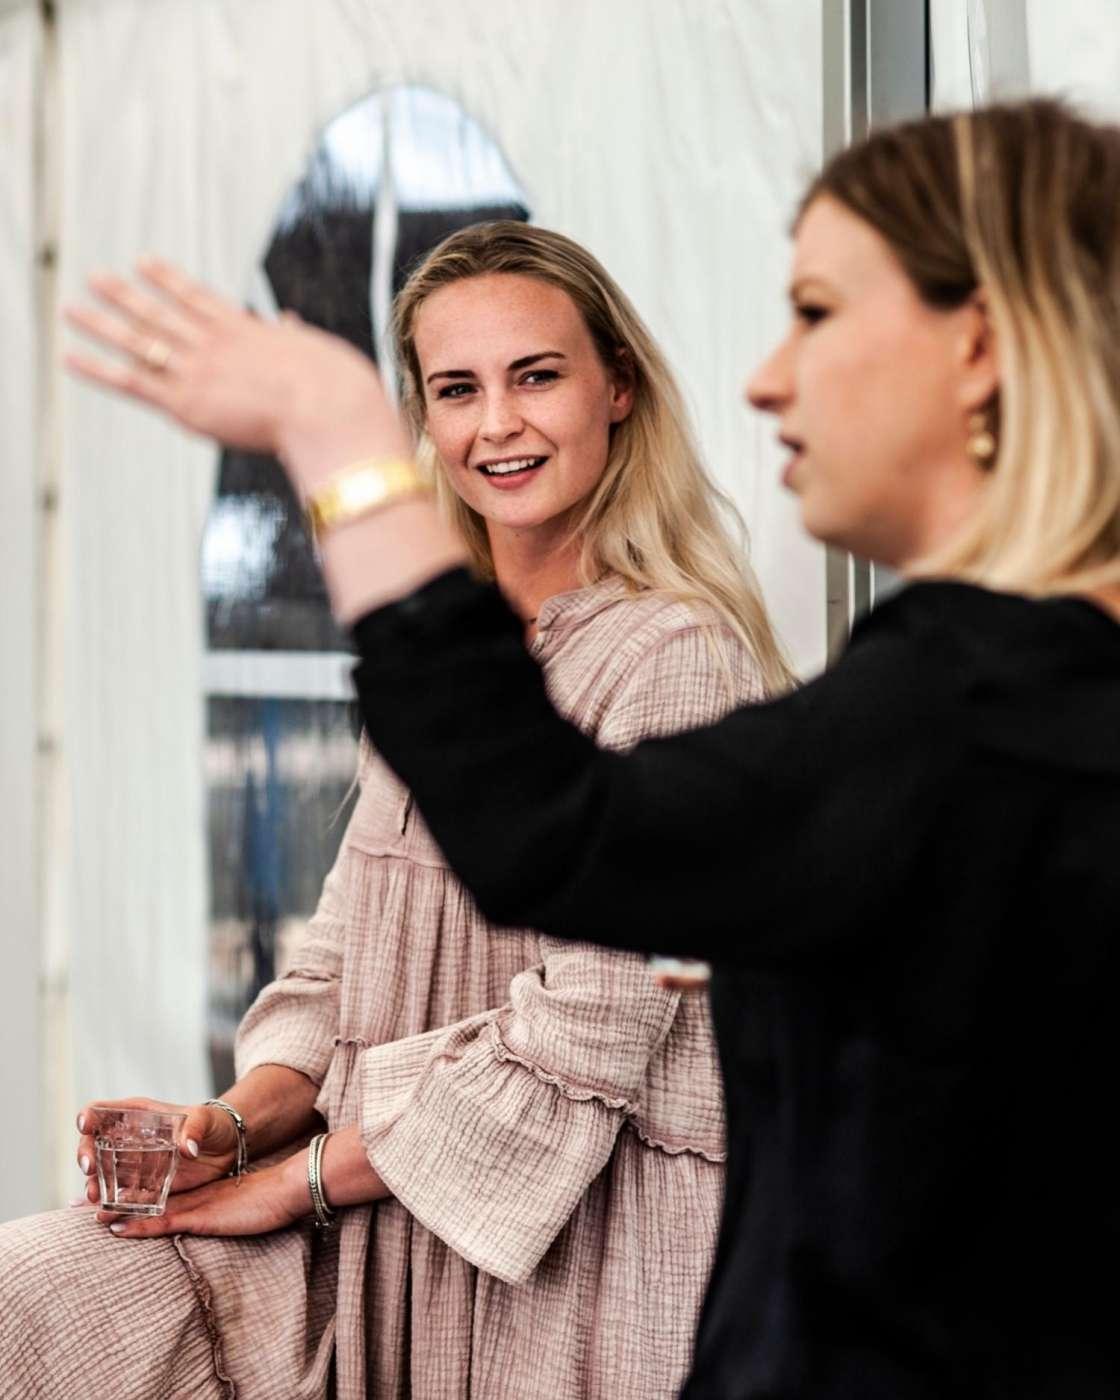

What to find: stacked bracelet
left=204, top=1097, right=248, bottom=1183
left=307, top=1132, right=336, bottom=1230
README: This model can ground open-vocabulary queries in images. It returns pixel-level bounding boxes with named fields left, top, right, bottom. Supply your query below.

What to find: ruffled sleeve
left=356, top=610, right=758, bottom=1282
left=358, top=945, right=681, bottom=1284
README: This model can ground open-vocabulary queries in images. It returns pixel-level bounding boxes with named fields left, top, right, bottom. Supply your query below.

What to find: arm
left=79, top=794, right=359, bottom=1200
left=320, top=623, right=747, bottom=1282
left=353, top=570, right=961, bottom=969
left=338, top=951, right=679, bottom=1282
left=234, top=815, right=353, bottom=1096
left=222, top=789, right=366, bottom=1154
left=65, top=267, right=956, bottom=972
left=103, top=634, right=740, bottom=1247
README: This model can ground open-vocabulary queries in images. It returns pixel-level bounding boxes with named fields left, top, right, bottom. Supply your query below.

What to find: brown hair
left=800, top=98, right=1120, bottom=594
left=391, top=220, right=794, bottom=692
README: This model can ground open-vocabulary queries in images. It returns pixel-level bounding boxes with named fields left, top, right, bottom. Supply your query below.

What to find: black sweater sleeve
left=353, top=568, right=961, bottom=969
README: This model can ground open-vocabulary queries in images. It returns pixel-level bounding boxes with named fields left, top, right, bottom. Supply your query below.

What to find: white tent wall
left=11, top=0, right=826, bottom=1215
left=0, top=0, right=44, bottom=1220
left=1025, top=0, right=1120, bottom=118
left=931, top=0, right=1120, bottom=116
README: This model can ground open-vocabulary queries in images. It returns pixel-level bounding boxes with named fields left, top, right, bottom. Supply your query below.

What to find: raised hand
left=65, top=259, right=409, bottom=493
left=74, top=1096, right=238, bottom=1206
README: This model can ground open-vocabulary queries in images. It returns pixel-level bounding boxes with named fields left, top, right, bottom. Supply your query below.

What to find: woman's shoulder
left=854, top=578, right=1120, bottom=674
left=542, top=583, right=763, bottom=741
left=544, top=579, right=745, bottom=655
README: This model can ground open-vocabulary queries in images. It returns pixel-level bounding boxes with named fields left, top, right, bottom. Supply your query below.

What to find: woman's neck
left=1085, top=583, right=1120, bottom=622
left=488, top=522, right=587, bottom=629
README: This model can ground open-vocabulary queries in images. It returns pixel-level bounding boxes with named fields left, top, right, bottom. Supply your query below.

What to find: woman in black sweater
left=69, top=100, right=1120, bottom=1397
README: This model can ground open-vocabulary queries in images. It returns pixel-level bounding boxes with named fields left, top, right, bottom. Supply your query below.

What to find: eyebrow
left=788, top=276, right=835, bottom=302
left=425, top=350, right=567, bottom=385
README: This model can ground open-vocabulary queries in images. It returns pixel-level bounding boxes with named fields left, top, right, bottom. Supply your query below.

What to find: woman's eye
left=794, top=304, right=828, bottom=326
left=521, top=369, right=559, bottom=387
left=435, top=382, right=475, bottom=400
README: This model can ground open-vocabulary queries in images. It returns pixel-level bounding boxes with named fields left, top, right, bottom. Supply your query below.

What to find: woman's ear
left=957, top=289, right=1000, bottom=413
left=609, top=348, right=637, bottom=424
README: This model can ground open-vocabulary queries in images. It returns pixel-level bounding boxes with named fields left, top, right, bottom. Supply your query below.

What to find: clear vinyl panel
left=201, top=86, right=530, bottom=1089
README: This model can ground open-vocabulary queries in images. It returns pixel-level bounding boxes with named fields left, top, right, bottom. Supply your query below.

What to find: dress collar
left=530, top=575, right=629, bottom=649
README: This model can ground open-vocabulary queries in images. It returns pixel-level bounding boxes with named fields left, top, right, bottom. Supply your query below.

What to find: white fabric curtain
left=1024, top=0, right=1120, bottom=118
left=50, top=0, right=825, bottom=1202
left=0, top=0, right=44, bottom=1220
left=932, top=0, right=1120, bottom=115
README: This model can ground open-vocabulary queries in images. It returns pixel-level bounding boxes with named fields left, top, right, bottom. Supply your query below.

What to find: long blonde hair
left=391, top=221, right=794, bottom=693
left=802, top=98, right=1120, bottom=596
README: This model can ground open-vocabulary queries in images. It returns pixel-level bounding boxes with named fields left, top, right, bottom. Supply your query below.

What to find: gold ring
left=142, top=338, right=173, bottom=372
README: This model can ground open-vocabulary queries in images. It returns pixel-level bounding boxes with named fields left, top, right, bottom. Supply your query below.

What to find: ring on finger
left=140, top=338, right=174, bottom=373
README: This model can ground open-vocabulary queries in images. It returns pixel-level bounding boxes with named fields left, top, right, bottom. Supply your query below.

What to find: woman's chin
left=479, top=498, right=582, bottom=537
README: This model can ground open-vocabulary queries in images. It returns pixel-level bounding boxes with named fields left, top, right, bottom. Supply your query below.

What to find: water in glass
left=93, top=1107, right=184, bottom=1216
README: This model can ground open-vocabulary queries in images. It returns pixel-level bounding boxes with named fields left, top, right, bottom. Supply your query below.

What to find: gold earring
left=967, top=411, right=997, bottom=469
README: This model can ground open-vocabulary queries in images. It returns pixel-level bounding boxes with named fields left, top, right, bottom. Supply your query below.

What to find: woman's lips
left=780, top=447, right=804, bottom=490
left=475, top=455, right=548, bottom=489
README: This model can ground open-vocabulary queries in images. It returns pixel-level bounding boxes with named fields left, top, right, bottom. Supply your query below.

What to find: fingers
left=75, top=1101, right=106, bottom=1183
left=76, top=1097, right=181, bottom=1206
left=64, top=259, right=234, bottom=403
left=649, top=958, right=711, bottom=993
left=178, top=1103, right=219, bottom=1160
left=98, top=1208, right=180, bottom=1239
left=64, top=346, right=179, bottom=415
left=76, top=1139, right=96, bottom=1197
left=87, top=271, right=205, bottom=350
left=651, top=973, right=710, bottom=992
left=97, top=1179, right=221, bottom=1238
left=76, top=1096, right=171, bottom=1132
left=65, top=301, right=178, bottom=373
left=136, top=256, right=236, bottom=324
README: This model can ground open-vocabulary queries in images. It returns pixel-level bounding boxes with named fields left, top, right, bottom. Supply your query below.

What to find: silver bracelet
left=204, top=1097, right=248, bottom=1184
left=307, top=1132, right=337, bottom=1230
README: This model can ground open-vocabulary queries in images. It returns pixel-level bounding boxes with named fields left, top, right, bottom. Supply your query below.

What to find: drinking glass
left=93, top=1106, right=186, bottom=1216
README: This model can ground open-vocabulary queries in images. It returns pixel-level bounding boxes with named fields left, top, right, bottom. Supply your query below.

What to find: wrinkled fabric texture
left=351, top=569, right=1120, bottom=1399
left=0, top=579, right=761, bottom=1400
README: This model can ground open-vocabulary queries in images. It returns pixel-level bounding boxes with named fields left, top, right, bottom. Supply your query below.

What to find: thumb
left=178, top=1103, right=234, bottom=1160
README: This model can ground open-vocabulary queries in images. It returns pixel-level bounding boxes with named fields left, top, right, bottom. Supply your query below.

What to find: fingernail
left=185, top=1139, right=200, bottom=1158
left=68, top=1196, right=87, bottom=1208
left=109, top=1223, right=127, bottom=1235
left=76, top=1114, right=87, bottom=1132
left=80, top=1155, right=91, bottom=1174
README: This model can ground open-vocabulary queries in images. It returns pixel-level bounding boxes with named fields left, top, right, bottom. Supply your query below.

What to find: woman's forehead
left=417, top=274, right=580, bottom=335
left=413, top=274, right=589, bottom=366
left=791, top=196, right=902, bottom=299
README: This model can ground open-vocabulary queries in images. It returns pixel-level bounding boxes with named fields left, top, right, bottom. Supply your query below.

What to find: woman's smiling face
left=413, top=273, right=634, bottom=547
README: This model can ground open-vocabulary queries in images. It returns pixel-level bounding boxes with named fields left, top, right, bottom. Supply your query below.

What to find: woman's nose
left=479, top=391, right=524, bottom=442
left=745, top=336, right=794, bottom=414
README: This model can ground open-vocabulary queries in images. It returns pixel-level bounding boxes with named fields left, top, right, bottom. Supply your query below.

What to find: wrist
left=203, top=1097, right=248, bottom=1176
left=275, top=379, right=410, bottom=497
left=280, top=1147, right=315, bottom=1221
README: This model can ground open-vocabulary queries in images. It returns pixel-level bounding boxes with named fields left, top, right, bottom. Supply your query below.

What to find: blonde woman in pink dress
left=0, top=223, right=790, bottom=1399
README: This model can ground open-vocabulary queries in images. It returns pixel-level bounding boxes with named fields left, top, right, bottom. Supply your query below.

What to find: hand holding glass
left=93, top=1106, right=187, bottom=1216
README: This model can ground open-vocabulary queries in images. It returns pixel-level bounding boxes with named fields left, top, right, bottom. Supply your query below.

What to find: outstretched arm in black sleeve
left=354, top=569, right=959, bottom=970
